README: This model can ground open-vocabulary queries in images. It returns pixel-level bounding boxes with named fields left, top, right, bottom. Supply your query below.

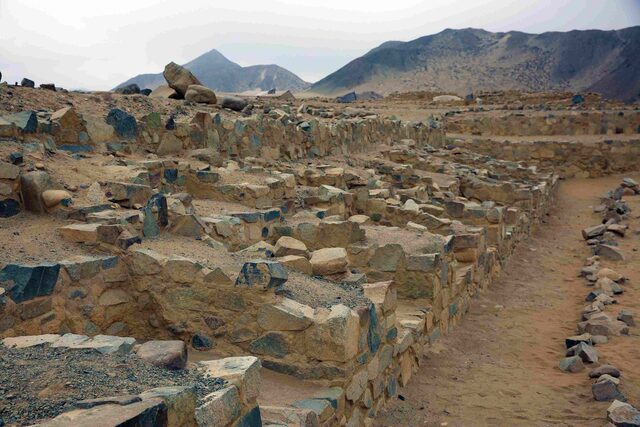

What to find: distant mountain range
left=116, top=49, right=310, bottom=93
left=310, top=26, right=640, bottom=102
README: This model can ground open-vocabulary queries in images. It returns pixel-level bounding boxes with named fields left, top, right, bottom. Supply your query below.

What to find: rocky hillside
left=310, top=27, right=640, bottom=102
left=116, top=49, right=310, bottom=93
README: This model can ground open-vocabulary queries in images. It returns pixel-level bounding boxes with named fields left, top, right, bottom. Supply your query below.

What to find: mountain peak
left=116, top=49, right=309, bottom=93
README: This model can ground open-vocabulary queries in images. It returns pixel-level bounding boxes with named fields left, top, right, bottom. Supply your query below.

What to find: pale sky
left=0, top=0, right=638, bottom=90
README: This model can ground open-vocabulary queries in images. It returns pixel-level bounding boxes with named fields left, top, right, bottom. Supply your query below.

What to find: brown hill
left=310, top=27, right=640, bottom=102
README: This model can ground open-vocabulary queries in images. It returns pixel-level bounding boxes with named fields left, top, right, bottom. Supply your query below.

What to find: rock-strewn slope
left=310, top=26, right=640, bottom=102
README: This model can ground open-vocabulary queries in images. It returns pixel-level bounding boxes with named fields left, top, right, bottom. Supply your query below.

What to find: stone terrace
left=0, top=82, right=638, bottom=426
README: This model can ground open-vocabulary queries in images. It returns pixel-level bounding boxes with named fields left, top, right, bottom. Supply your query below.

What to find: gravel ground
left=0, top=344, right=224, bottom=426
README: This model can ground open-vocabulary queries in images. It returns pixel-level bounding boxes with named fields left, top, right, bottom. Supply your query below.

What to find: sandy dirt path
left=376, top=173, right=640, bottom=427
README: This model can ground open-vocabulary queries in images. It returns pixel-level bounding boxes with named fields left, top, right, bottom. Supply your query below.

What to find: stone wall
left=447, top=111, right=640, bottom=136
left=447, top=137, right=640, bottom=178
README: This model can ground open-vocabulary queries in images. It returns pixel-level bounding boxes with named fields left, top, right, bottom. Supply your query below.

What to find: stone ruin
left=0, top=68, right=639, bottom=426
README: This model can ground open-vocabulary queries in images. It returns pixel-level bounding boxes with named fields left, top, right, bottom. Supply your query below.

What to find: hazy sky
left=0, top=0, right=638, bottom=90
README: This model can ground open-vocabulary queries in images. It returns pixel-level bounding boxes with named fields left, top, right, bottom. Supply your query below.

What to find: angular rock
left=593, top=376, right=622, bottom=401
left=58, top=223, right=100, bottom=243
left=38, top=398, right=167, bottom=426
left=274, top=236, right=309, bottom=258
left=2, top=334, right=60, bottom=348
left=69, top=335, right=136, bottom=354
left=596, top=244, right=625, bottom=261
left=137, top=340, right=187, bottom=370
left=277, top=255, right=313, bottom=275
left=257, top=298, right=314, bottom=331
left=304, top=304, right=359, bottom=362
left=195, top=385, right=241, bottom=427
left=21, top=78, right=35, bottom=87
left=0, top=262, right=60, bottom=303
left=565, top=333, right=592, bottom=348
left=607, top=400, right=640, bottom=426
left=198, top=356, right=261, bottom=404
left=310, top=247, right=348, bottom=275
left=106, top=108, right=138, bottom=139
left=618, top=309, right=635, bottom=327
left=235, top=260, right=288, bottom=291
left=559, top=356, right=584, bottom=373
left=566, top=342, right=598, bottom=363
left=582, top=224, right=607, bottom=240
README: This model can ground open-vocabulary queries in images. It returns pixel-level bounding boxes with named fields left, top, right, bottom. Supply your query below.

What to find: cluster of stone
left=560, top=178, right=638, bottom=426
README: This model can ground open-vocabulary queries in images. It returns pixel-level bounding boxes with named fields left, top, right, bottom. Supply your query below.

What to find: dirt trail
left=377, top=174, right=640, bottom=427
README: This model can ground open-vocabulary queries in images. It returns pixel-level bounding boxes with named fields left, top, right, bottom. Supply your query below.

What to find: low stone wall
left=447, top=111, right=640, bottom=136
left=447, top=137, right=640, bottom=178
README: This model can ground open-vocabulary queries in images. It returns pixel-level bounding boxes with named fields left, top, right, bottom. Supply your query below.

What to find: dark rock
left=140, top=88, right=152, bottom=96
left=165, top=116, right=175, bottom=130
left=589, top=364, right=621, bottom=378
left=106, top=108, right=138, bottom=139
left=116, top=230, right=142, bottom=250
left=0, top=263, right=60, bottom=303
left=593, top=377, right=622, bottom=401
left=336, top=92, right=357, bottom=103
left=221, top=96, right=248, bottom=111
left=235, top=260, right=288, bottom=291
left=586, top=289, right=603, bottom=302
left=40, top=83, right=56, bottom=91
left=191, top=333, right=213, bottom=350
left=0, top=199, right=20, bottom=218
left=9, top=152, right=23, bottom=165
left=565, top=333, right=592, bottom=349
left=115, top=84, right=140, bottom=95
left=21, top=78, right=35, bottom=88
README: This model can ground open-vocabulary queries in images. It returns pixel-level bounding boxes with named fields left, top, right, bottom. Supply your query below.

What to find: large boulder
left=221, top=96, right=248, bottom=112
left=184, top=84, right=217, bottom=104
left=21, top=78, right=35, bottom=88
left=163, top=62, right=201, bottom=98
left=20, top=171, right=55, bottom=213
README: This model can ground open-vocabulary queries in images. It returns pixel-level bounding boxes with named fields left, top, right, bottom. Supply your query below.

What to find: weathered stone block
left=0, top=262, right=60, bottom=303
left=257, top=298, right=314, bottom=331
left=235, top=260, right=288, bottom=291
